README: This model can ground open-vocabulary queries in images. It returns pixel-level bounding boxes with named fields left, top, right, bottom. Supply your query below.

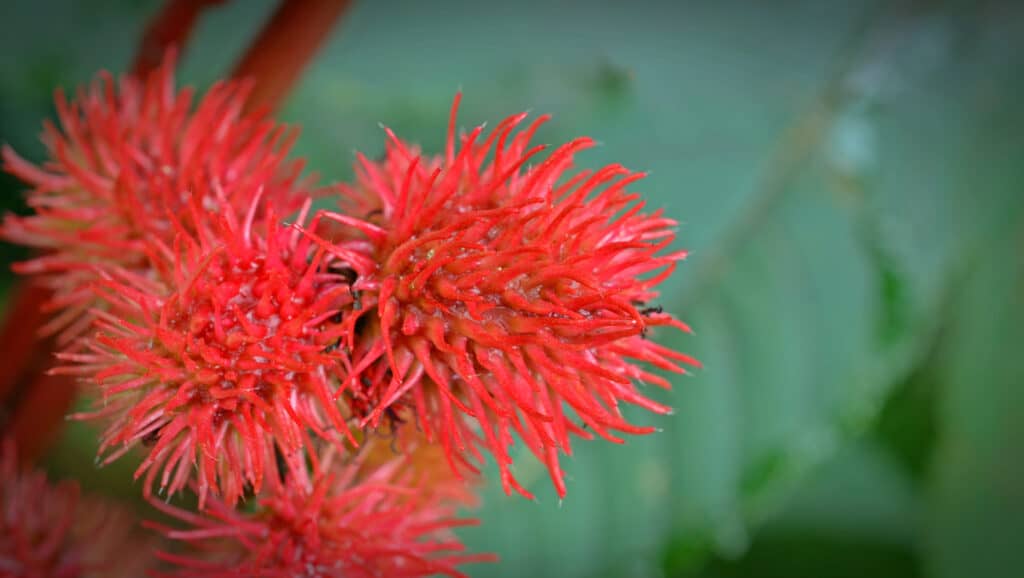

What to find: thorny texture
left=1, top=46, right=693, bottom=573
left=0, top=440, right=154, bottom=578
left=55, top=198, right=366, bottom=509
left=316, top=95, right=700, bottom=499
left=149, top=432, right=494, bottom=578
left=0, top=53, right=306, bottom=342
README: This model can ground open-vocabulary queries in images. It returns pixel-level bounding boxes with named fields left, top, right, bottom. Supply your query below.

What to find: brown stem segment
left=133, top=0, right=227, bottom=76
left=6, top=373, right=77, bottom=467
left=0, top=283, right=49, bottom=404
left=232, top=0, right=353, bottom=112
left=0, top=282, right=76, bottom=464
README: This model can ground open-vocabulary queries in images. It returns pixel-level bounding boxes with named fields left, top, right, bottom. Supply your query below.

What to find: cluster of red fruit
left=0, top=55, right=696, bottom=577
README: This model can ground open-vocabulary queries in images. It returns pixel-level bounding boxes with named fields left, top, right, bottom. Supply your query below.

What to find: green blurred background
left=1, top=1, right=1022, bottom=577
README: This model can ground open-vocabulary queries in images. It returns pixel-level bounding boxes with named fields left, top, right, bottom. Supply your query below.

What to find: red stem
left=0, top=283, right=76, bottom=464
left=232, top=0, right=353, bottom=112
left=133, top=0, right=227, bottom=76
left=6, top=372, right=77, bottom=467
left=0, top=283, right=49, bottom=403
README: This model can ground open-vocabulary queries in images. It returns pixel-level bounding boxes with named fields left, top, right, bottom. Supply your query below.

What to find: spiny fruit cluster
left=0, top=440, right=155, bottom=578
left=0, top=56, right=697, bottom=576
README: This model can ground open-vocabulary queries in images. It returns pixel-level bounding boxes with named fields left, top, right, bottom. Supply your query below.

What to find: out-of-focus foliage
left=0, top=1, right=1020, bottom=577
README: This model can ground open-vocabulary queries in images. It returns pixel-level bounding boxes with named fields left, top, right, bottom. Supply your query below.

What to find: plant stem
left=0, top=283, right=76, bottom=463
left=232, top=0, right=353, bottom=112
left=6, top=373, right=77, bottom=466
left=133, top=0, right=227, bottom=76
left=0, top=283, right=48, bottom=404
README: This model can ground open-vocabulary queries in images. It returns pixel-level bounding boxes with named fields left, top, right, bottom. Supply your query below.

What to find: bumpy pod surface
left=149, top=430, right=494, bottom=578
left=60, top=198, right=362, bottom=508
left=0, top=440, right=155, bottom=577
left=316, top=95, right=699, bottom=498
left=1, top=54, right=305, bottom=340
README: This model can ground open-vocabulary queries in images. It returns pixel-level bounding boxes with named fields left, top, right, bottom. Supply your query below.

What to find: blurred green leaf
left=923, top=217, right=1024, bottom=578
left=925, top=234, right=1024, bottom=578
left=696, top=532, right=920, bottom=578
left=667, top=438, right=923, bottom=578
left=872, top=341, right=941, bottom=482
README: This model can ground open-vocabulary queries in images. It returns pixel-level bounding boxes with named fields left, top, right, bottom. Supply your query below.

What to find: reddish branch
left=232, top=0, right=353, bottom=112
left=0, top=284, right=48, bottom=403
left=0, top=284, right=74, bottom=464
left=132, top=0, right=227, bottom=76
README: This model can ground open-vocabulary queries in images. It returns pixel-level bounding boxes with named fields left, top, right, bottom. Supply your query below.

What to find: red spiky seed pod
left=0, top=52, right=306, bottom=340
left=148, top=429, right=495, bottom=578
left=313, top=95, right=700, bottom=499
left=0, top=439, right=156, bottom=578
left=57, top=197, right=368, bottom=509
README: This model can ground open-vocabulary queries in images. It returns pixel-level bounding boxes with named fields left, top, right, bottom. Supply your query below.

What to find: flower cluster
left=1, top=53, right=305, bottom=341
left=315, top=95, right=700, bottom=498
left=2, top=59, right=695, bottom=575
left=149, top=428, right=493, bottom=578
left=0, top=440, right=155, bottom=578
left=59, top=199, right=360, bottom=508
